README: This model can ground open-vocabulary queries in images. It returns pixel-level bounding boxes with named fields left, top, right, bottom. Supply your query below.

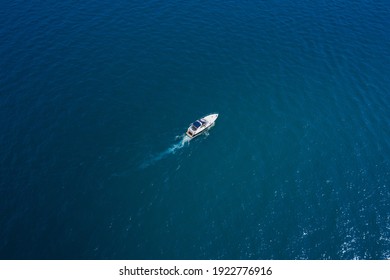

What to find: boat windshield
left=191, top=121, right=202, bottom=130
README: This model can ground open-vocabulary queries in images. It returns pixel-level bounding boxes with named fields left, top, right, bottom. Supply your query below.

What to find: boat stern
left=186, top=128, right=194, bottom=138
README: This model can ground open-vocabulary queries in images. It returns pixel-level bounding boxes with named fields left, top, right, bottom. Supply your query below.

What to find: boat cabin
left=191, top=119, right=207, bottom=131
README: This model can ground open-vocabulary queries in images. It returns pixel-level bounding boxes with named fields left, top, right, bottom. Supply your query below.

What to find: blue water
left=1, top=0, right=389, bottom=259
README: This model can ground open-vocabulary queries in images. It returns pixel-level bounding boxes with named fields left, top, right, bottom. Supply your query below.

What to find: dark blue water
left=1, top=0, right=389, bottom=259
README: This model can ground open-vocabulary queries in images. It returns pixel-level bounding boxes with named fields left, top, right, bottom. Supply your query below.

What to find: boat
left=186, top=114, right=219, bottom=138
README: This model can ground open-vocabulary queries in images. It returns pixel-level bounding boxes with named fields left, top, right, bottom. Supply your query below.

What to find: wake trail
left=140, top=135, right=191, bottom=169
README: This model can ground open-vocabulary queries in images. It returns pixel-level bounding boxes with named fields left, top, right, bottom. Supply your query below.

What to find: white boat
left=186, top=114, right=219, bottom=138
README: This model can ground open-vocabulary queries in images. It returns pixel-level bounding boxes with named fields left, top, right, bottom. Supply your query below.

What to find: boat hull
left=186, top=114, right=218, bottom=138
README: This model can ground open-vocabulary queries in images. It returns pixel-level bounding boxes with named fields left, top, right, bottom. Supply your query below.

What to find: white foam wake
left=140, top=135, right=191, bottom=169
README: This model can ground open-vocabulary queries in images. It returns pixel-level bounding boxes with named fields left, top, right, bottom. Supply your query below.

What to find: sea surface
left=1, top=0, right=389, bottom=259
